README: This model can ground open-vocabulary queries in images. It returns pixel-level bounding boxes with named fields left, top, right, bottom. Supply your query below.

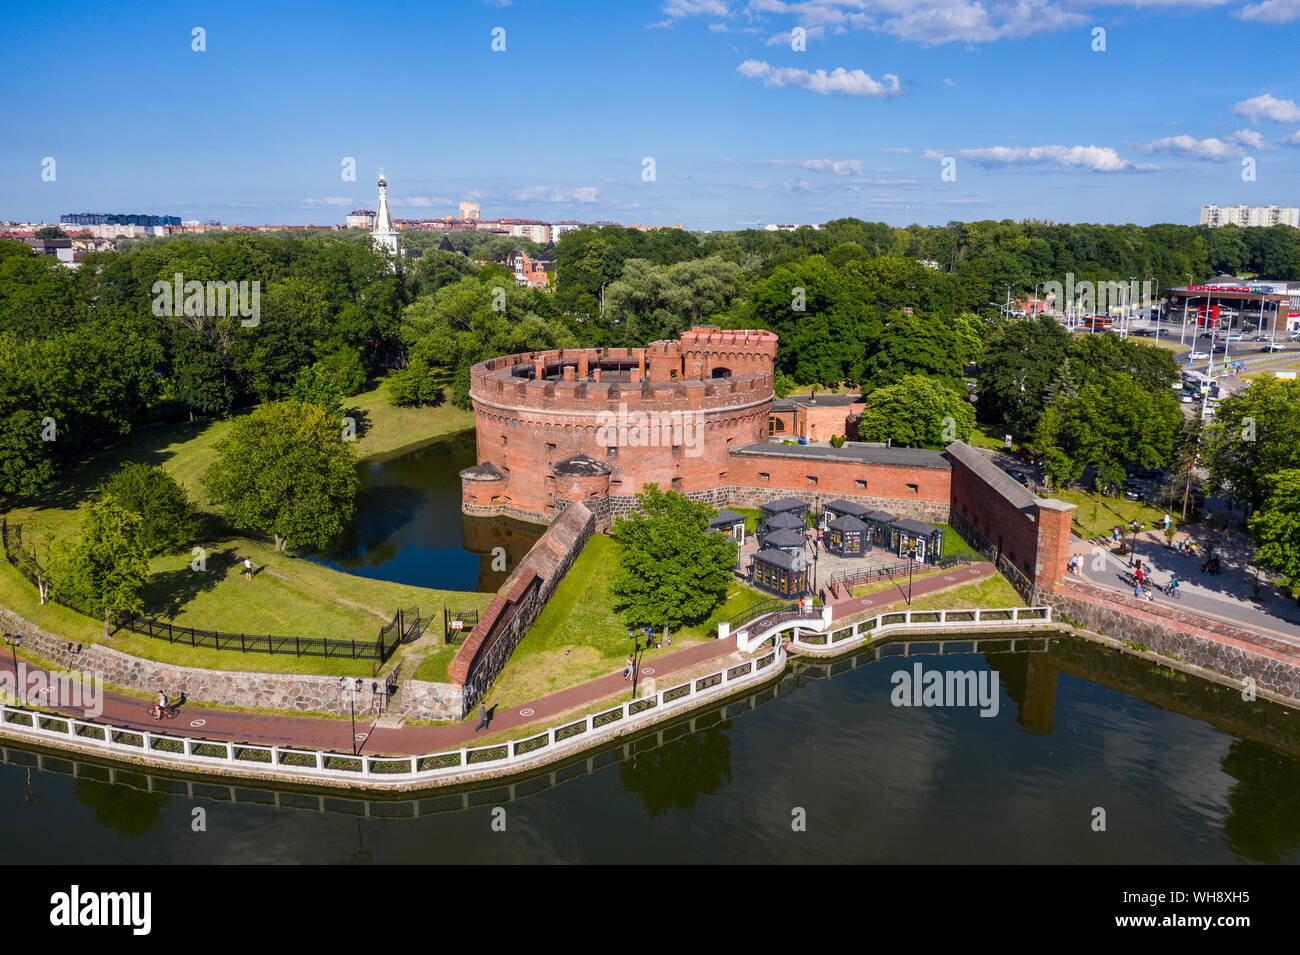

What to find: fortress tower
left=460, top=327, right=780, bottom=525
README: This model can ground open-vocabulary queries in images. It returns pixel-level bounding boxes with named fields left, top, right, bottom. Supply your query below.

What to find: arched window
left=711, top=367, right=732, bottom=379
left=768, top=416, right=787, bottom=436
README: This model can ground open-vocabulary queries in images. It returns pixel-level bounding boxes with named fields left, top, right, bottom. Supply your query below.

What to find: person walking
left=624, top=654, right=634, bottom=682
left=1111, top=527, right=1120, bottom=546
left=243, top=557, right=253, bottom=581
left=475, top=702, right=489, bottom=732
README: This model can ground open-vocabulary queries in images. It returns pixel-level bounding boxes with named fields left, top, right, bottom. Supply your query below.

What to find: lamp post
left=1128, top=520, right=1145, bottom=568
left=339, top=676, right=361, bottom=756
left=4, top=633, right=21, bottom=706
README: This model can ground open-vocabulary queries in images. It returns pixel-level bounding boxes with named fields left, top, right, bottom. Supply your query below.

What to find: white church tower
left=371, top=171, right=399, bottom=257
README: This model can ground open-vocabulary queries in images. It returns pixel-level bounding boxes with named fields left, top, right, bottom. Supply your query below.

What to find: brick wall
left=728, top=454, right=952, bottom=520
left=448, top=502, right=596, bottom=715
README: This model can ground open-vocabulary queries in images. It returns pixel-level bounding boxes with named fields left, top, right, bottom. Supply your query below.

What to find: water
left=4, top=637, right=1298, bottom=864
left=312, top=429, right=544, bottom=593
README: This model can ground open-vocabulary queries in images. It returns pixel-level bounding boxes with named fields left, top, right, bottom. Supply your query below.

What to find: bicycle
left=148, top=691, right=187, bottom=720
left=1163, top=582, right=1181, bottom=600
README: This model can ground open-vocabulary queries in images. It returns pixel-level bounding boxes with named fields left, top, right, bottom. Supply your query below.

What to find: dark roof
left=944, top=441, right=1036, bottom=510
left=753, top=547, right=806, bottom=571
left=459, top=462, right=503, bottom=481
left=709, top=508, right=745, bottom=526
left=827, top=514, right=868, bottom=531
left=438, top=235, right=455, bottom=251
left=893, top=518, right=939, bottom=535
left=761, top=527, right=807, bottom=548
left=824, top=498, right=870, bottom=517
left=863, top=509, right=897, bottom=523
left=733, top=442, right=950, bottom=470
left=787, top=394, right=862, bottom=408
left=770, top=398, right=795, bottom=412
left=763, top=511, right=806, bottom=529
left=552, top=454, right=612, bottom=477
left=760, top=497, right=810, bottom=514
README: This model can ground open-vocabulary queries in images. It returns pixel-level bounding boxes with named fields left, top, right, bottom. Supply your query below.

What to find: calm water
left=312, top=430, right=543, bottom=593
left=4, top=637, right=1299, bottom=864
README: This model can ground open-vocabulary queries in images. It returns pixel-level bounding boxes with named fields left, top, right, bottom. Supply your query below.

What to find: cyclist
left=1167, top=574, right=1179, bottom=597
left=151, top=689, right=168, bottom=721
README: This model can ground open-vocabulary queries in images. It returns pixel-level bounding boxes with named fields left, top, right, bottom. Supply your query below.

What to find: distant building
left=506, top=249, right=555, bottom=289
left=550, top=220, right=584, bottom=243
left=60, top=212, right=180, bottom=227
left=459, top=201, right=480, bottom=221
left=371, top=173, right=399, bottom=257
left=346, top=209, right=376, bottom=229
left=1200, top=204, right=1300, bottom=228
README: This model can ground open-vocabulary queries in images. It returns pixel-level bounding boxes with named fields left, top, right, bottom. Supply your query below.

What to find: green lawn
left=935, top=523, right=983, bottom=559
left=1055, top=488, right=1179, bottom=542
left=484, top=534, right=770, bottom=709
left=865, top=572, right=1025, bottom=614
left=1, top=380, right=488, bottom=672
left=966, top=422, right=1007, bottom=451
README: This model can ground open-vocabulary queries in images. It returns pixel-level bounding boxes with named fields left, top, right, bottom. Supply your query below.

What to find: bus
left=1082, top=315, right=1113, bottom=332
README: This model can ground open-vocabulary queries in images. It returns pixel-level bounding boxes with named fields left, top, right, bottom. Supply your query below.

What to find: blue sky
left=2, top=0, right=1299, bottom=230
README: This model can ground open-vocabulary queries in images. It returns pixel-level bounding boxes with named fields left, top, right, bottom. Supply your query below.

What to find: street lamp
left=339, top=676, right=362, bottom=756
left=4, top=634, right=21, bottom=706
left=1128, top=520, right=1145, bottom=568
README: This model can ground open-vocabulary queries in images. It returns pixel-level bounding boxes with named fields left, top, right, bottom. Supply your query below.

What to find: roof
left=863, top=509, right=897, bottom=524
left=763, top=511, right=806, bottom=529
left=786, top=394, right=863, bottom=408
left=824, top=499, right=870, bottom=517
left=553, top=454, right=612, bottom=477
left=733, top=442, right=950, bottom=470
left=770, top=399, right=795, bottom=413
left=752, top=547, right=806, bottom=571
left=760, top=528, right=806, bottom=548
left=892, top=518, right=939, bottom=535
left=944, top=441, right=1036, bottom=510
left=709, top=508, right=745, bottom=526
left=459, top=462, right=503, bottom=481
left=827, top=514, right=868, bottom=531
left=760, top=496, right=810, bottom=514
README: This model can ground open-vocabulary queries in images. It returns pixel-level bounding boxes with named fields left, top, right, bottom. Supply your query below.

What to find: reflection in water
left=311, top=430, right=544, bottom=593
left=3, top=637, right=1300, bottom=863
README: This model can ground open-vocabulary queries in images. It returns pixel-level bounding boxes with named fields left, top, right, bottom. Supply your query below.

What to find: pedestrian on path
left=475, top=702, right=489, bottom=732
left=243, top=557, right=253, bottom=581
left=1112, top=527, right=1120, bottom=545
left=624, top=654, right=634, bottom=681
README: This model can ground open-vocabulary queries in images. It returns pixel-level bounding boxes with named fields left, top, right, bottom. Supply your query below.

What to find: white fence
left=0, top=645, right=785, bottom=788
left=790, top=606, right=1052, bottom=655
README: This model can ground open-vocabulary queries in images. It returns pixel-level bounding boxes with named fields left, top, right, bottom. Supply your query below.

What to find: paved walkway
left=1069, top=531, right=1300, bottom=645
left=0, top=568, right=1005, bottom=758
left=828, top=562, right=996, bottom=619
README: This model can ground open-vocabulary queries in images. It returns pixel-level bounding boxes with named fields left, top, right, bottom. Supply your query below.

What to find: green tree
left=289, top=362, right=345, bottom=416
left=856, top=375, right=975, bottom=448
left=202, top=402, right=359, bottom=552
left=98, top=463, right=198, bottom=557
left=49, top=498, right=149, bottom=635
left=609, top=487, right=738, bottom=641
left=386, top=356, right=447, bottom=407
left=1202, top=378, right=1300, bottom=514
left=0, top=409, right=58, bottom=501
left=1249, top=469, right=1300, bottom=597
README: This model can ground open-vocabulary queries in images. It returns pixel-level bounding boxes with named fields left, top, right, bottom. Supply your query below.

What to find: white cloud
left=736, top=59, right=902, bottom=96
left=1280, top=129, right=1300, bottom=146
left=1139, top=134, right=1248, bottom=161
left=1236, top=0, right=1300, bottom=22
left=301, top=196, right=352, bottom=207
left=664, top=0, right=730, bottom=16
left=943, top=77, right=957, bottom=88
left=511, top=186, right=600, bottom=203
left=1232, top=93, right=1300, bottom=122
left=647, top=18, right=674, bottom=28
left=873, top=146, right=913, bottom=154
left=1227, top=128, right=1269, bottom=150
left=925, top=144, right=1148, bottom=171
left=753, top=158, right=867, bottom=174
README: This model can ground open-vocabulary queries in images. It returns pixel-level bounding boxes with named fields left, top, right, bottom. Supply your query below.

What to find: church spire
left=371, top=169, right=398, bottom=256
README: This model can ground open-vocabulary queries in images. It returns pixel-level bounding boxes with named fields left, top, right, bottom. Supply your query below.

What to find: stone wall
left=398, top=678, right=464, bottom=722
left=1043, top=580, right=1300, bottom=702
left=0, top=605, right=385, bottom=715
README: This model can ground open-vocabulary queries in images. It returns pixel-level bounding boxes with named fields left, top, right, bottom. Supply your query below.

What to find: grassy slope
left=2, top=379, right=487, bottom=673
left=483, top=534, right=770, bottom=709
left=1055, top=488, right=1180, bottom=542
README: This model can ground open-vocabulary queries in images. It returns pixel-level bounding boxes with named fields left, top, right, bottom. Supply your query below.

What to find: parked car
left=1265, top=343, right=1286, bottom=352
left=1181, top=391, right=1196, bottom=403
left=1250, top=336, right=1266, bottom=342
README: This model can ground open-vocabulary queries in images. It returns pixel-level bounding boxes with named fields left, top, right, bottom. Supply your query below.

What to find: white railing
left=0, top=644, right=786, bottom=788
left=725, top=602, right=832, bottom=652
left=790, top=606, right=1052, bottom=654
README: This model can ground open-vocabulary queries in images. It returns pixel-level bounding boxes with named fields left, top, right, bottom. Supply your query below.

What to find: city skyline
left=2, top=0, right=1299, bottom=229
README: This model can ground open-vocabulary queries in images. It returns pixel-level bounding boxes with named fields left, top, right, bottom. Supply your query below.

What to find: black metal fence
left=2, top=519, right=403, bottom=664
left=826, top=554, right=964, bottom=595
left=444, top=608, right=479, bottom=644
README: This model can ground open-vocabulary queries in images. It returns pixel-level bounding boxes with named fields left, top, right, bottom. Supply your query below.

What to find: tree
left=609, top=486, right=738, bottom=640
left=977, top=315, right=1073, bottom=438
left=0, top=409, right=58, bottom=501
left=34, top=226, right=68, bottom=240
left=289, top=362, right=345, bottom=416
left=1202, top=378, right=1300, bottom=514
left=386, top=356, right=446, bottom=407
left=49, top=498, right=149, bottom=636
left=856, top=375, right=975, bottom=448
left=1057, top=374, right=1182, bottom=488
left=98, top=463, right=198, bottom=557
left=1249, top=470, right=1300, bottom=598
left=202, top=402, right=359, bottom=552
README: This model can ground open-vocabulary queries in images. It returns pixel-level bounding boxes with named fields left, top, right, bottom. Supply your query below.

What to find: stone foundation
left=398, top=679, right=464, bottom=722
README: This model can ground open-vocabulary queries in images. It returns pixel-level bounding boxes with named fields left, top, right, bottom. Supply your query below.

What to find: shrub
left=387, top=357, right=446, bottom=408
left=98, top=463, right=199, bottom=556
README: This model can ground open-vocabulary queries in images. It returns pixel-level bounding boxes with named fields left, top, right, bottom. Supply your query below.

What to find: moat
left=312, top=429, right=544, bottom=593
left=4, top=637, right=1298, bottom=864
